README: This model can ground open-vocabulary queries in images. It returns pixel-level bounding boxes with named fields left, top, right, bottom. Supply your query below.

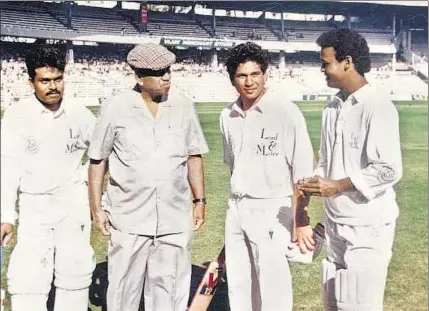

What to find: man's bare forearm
left=187, top=155, right=205, bottom=199
left=294, top=185, right=310, bottom=227
left=88, top=158, right=107, bottom=215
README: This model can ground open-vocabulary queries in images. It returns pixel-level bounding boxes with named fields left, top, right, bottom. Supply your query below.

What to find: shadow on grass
left=47, top=261, right=230, bottom=311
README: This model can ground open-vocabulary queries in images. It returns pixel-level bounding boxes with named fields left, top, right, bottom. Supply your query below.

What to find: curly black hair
left=316, top=28, right=371, bottom=76
left=225, top=42, right=268, bottom=85
left=25, top=45, right=66, bottom=80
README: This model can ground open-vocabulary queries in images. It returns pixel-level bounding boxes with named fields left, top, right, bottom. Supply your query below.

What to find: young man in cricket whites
left=0, top=45, right=96, bottom=311
left=299, top=28, right=402, bottom=311
left=88, top=43, right=209, bottom=311
left=220, top=41, right=318, bottom=311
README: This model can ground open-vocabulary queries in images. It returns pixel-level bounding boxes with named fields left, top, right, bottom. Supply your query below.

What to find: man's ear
left=344, top=55, right=353, bottom=71
left=135, top=74, right=143, bottom=86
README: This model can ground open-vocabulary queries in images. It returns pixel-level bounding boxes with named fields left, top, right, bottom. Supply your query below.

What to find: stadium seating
left=118, top=9, right=211, bottom=38
left=0, top=2, right=427, bottom=105
left=0, top=2, right=70, bottom=32
left=1, top=37, right=426, bottom=105
left=2, top=51, right=427, bottom=107
left=53, top=5, right=139, bottom=36
left=0, top=1, right=398, bottom=45
left=198, top=15, right=278, bottom=41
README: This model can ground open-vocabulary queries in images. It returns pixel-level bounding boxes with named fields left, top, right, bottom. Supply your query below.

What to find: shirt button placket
left=240, top=113, right=250, bottom=195
left=153, top=122, right=161, bottom=179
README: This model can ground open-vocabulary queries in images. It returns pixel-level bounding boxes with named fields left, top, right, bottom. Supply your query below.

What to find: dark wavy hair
left=25, top=45, right=66, bottom=80
left=316, top=28, right=371, bottom=76
left=225, top=42, right=268, bottom=85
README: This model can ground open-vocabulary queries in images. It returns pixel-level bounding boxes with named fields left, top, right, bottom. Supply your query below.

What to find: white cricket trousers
left=225, top=196, right=294, bottom=311
left=107, top=228, right=192, bottom=311
left=7, top=185, right=95, bottom=311
left=322, top=217, right=396, bottom=311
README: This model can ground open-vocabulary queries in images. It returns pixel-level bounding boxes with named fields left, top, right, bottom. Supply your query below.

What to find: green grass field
left=1, top=100, right=428, bottom=311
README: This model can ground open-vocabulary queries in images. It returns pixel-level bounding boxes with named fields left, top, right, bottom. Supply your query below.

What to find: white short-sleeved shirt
left=88, top=90, right=209, bottom=235
left=1, top=96, right=95, bottom=224
left=314, top=84, right=403, bottom=226
left=220, top=91, right=315, bottom=199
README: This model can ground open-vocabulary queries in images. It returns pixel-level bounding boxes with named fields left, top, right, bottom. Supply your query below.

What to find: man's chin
left=46, top=100, right=62, bottom=105
left=157, top=90, right=170, bottom=97
left=153, top=94, right=169, bottom=103
left=42, top=98, right=62, bottom=105
left=243, top=93, right=262, bottom=101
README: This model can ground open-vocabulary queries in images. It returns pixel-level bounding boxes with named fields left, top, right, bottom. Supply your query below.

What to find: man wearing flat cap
left=87, top=43, right=209, bottom=311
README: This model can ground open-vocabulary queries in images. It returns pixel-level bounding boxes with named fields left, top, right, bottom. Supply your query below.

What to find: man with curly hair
left=299, top=28, right=402, bottom=310
left=220, top=42, right=317, bottom=311
left=0, top=45, right=95, bottom=311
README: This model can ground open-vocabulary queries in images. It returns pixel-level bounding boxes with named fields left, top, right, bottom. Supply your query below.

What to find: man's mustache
left=46, top=91, right=60, bottom=95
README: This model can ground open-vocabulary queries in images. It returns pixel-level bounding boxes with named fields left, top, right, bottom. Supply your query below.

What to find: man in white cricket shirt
left=0, top=46, right=95, bottom=311
left=88, top=43, right=209, bottom=311
left=299, top=29, right=403, bottom=311
left=220, top=42, right=318, bottom=311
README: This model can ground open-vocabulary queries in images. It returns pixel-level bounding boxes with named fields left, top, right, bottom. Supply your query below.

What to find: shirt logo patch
left=377, top=166, right=397, bottom=182
left=257, top=128, right=279, bottom=156
left=24, top=137, right=39, bottom=154
left=65, top=128, right=79, bottom=154
left=349, top=133, right=359, bottom=149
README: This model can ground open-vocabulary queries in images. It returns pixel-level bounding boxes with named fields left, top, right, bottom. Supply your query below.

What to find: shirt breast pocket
left=160, top=129, right=187, bottom=158
left=117, top=127, right=153, bottom=161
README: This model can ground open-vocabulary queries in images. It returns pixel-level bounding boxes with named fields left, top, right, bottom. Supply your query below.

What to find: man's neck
left=141, top=91, right=165, bottom=105
left=339, top=75, right=368, bottom=100
left=141, top=92, right=165, bottom=118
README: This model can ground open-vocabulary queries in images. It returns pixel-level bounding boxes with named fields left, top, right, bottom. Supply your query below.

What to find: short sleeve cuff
left=87, top=149, right=111, bottom=160
left=188, top=144, right=209, bottom=156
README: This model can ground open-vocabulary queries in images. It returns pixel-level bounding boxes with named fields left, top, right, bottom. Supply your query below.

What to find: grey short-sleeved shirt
left=88, top=90, right=209, bottom=235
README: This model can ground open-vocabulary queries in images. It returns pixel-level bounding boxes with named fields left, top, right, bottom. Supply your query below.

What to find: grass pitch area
left=1, top=100, right=428, bottom=311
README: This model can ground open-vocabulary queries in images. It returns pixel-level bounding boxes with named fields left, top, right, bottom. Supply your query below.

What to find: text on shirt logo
left=349, top=133, right=359, bottom=149
left=377, top=166, right=397, bottom=183
left=24, top=137, right=39, bottom=154
left=257, top=128, right=279, bottom=156
left=65, top=128, right=79, bottom=154
left=69, top=128, right=79, bottom=139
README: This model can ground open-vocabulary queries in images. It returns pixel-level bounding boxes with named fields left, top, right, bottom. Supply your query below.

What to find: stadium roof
left=145, top=1, right=427, bottom=16
left=340, top=1, right=427, bottom=7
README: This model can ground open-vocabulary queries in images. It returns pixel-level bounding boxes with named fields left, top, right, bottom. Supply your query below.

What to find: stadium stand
left=0, top=2, right=70, bottom=32
left=137, top=10, right=211, bottom=38
left=0, top=1, right=427, bottom=105
left=0, top=1, right=399, bottom=43
left=197, top=15, right=278, bottom=41
left=2, top=40, right=427, bottom=106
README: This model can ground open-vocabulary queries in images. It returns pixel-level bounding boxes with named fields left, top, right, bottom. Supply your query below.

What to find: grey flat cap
left=127, top=43, right=176, bottom=70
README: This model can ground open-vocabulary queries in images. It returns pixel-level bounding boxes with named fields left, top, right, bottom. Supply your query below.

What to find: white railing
left=411, top=52, right=428, bottom=79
